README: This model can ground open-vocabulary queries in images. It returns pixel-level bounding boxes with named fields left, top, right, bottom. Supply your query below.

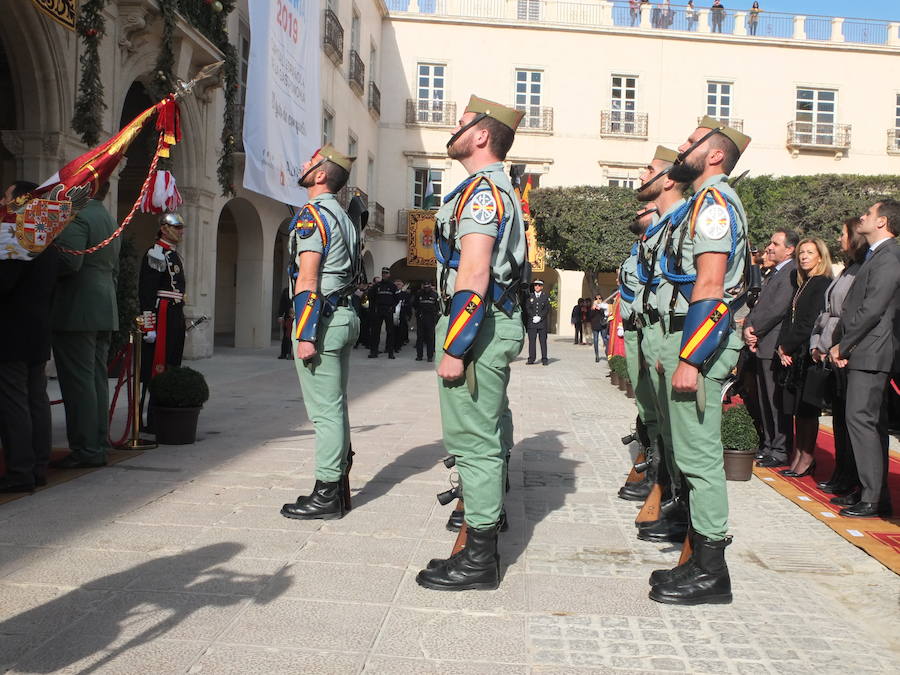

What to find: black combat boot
left=280, top=480, right=344, bottom=520
left=637, top=498, right=689, bottom=543
left=618, top=473, right=653, bottom=501
left=446, top=506, right=508, bottom=533
left=417, top=525, right=500, bottom=591
left=649, top=534, right=732, bottom=605
left=340, top=447, right=355, bottom=513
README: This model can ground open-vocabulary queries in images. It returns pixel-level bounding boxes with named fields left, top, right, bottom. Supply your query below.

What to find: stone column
left=830, top=17, right=845, bottom=43
left=793, top=15, right=806, bottom=40
left=887, top=22, right=900, bottom=47
left=556, top=269, right=586, bottom=337
left=599, top=0, right=613, bottom=27
left=697, top=9, right=710, bottom=33
left=733, top=11, right=746, bottom=36
left=640, top=5, right=652, bottom=29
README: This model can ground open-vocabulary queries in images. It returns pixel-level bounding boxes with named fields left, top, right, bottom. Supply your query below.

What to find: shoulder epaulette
left=293, top=202, right=331, bottom=255
left=454, top=175, right=506, bottom=229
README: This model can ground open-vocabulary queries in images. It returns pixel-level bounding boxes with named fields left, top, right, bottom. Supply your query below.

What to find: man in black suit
left=743, top=229, right=798, bottom=468
left=525, top=279, right=550, bottom=365
left=830, top=200, right=900, bottom=517
left=0, top=181, right=57, bottom=492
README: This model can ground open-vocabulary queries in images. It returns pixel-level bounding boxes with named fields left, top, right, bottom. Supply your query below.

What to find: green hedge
left=721, top=404, right=759, bottom=451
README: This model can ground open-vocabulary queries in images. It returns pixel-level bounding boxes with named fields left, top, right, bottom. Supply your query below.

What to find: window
left=351, top=8, right=360, bottom=51
left=367, top=156, right=375, bottom=202
left=416, top=63, right=446, bottom=123
left=369, top=44, right=377, bottom=83
left=610, top=75, right=638, bottom=134
left=413, top=168, right=443, bottom=209
left=238, top=28, right=250, bottom=107
left=347, top=132, right=358, bottom=184
left=322, top=109, right=334, bottom=146
left=795, top=88, right=836, bottom=145
left=517, top=0, right=540, bottom=20
left=706, top=81, right=732, bottom=123
left=608, top=176, right=636, bottom=189
left=895, top=94, right=900, bottom=149
left=515, top=69, right=543, bottom=129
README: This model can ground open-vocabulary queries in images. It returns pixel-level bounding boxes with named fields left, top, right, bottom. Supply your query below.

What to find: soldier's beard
left=447, top=134, right=473, bottom=161
left=628, top=220, right=645, bottom=235
left=636, top=180, right=663, bottom=203
left=668, top=155, right=704, bottom=184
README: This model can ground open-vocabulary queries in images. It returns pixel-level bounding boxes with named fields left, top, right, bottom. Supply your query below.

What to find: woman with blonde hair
left=775, top=237, right=833, bottom=478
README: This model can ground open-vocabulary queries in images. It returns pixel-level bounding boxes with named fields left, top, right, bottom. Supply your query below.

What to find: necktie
left=865, top=248, right=874, bottom=261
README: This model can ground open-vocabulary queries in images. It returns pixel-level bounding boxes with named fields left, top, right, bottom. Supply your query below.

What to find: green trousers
left=623, top=328, right=660, bottom=445
left=658, top=327, right=741, bottom=540
left=51, top=331, right=112, bottom=462
left=639, top=321, right=680, bottom=484
left=436, top=308, right=524, bottom=529
left=293, top=306, right=360, bottom=482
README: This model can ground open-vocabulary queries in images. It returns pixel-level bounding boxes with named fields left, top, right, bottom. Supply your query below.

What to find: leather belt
left=664, top=315, right=686, bottom=334
left=157, top=290, right=184, bottom=301
left=621, top=317, right=637, bottom=332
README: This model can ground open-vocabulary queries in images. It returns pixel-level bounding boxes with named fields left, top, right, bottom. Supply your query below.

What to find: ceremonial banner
left=525, top=215, right=545, bottom=272
left=31, top=0, right=77, bottom=31
left=243, top=0, right=321, bottom=206
left=407, top=210, right=437, bottom=267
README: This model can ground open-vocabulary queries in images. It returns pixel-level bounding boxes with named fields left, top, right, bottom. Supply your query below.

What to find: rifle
left=635, top=483, right=663, bottom=525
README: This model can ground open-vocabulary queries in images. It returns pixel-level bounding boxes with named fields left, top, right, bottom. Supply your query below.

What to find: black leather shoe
left=51, top=455, right=107, bottom=469
left=415, top=356, right=423, bottom=361
left=541, top=360, right=549, bottom=366
left=416, top=525, right=500, bottom=591
left=754, top=451, right=767, bottom=461
left=649, top=535, right=732, bottom=605
left=820, top=481, right=856, bottom=495
left=0, top=477, right=35, bottom=493
left=756, top=455, right=789, bottom=468
left=526, top=360, right=535, bottom=365
left=839, top=501, right=892, bottom=518
left=281, top=480, right=344, bottom=520
left=427, top=357, right=433, bottom=362
left=368, top=354, right=378, bottom=358
left=33, top=474, right=47, bottom=487
left=388, top=354, right=395, bottom=359
left=830, top=489, right=861, bottom=506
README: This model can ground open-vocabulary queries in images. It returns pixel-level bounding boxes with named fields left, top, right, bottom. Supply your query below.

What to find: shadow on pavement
left=351, top=441, right=446, bottom=510
left=1, top=543, right=290, bottom=673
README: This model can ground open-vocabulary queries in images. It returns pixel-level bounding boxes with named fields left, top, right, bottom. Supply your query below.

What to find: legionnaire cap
left=465, top=95, right=525, bottom=131
left=160, top=213, right=185, bottom=228
left=697, top=116, right=751, bottom=154
left=654, top=146, right=679, bottom=164
left=316, top=144, right=355, bottom=172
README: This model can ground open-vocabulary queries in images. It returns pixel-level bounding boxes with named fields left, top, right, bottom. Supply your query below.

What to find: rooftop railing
left=386, top=1, right=900, bottom=48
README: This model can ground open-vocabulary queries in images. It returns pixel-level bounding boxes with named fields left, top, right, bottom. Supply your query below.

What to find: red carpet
left=753, top=428, right=900, bottom=575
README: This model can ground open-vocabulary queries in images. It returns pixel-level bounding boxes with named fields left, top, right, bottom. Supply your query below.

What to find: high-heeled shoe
left=781, top=461, right=816, bottom=478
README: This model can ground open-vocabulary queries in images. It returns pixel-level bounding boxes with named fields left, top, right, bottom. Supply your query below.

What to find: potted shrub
left=149, top=366, right=210, bottom=445
left=608, top=355, right=626, bottom=388
left=721, top=404, right=759, bottom=481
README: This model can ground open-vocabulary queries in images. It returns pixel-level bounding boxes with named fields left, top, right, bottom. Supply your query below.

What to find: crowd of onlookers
left=627, top=1, right=762, bottom=34
left=739, top=199, right=900, bottom=518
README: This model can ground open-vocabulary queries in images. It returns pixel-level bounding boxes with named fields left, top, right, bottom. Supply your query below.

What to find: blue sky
left=727, top=1, right=898, bottom=22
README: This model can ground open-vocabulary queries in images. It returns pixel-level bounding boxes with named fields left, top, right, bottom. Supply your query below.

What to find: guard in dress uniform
left=368, top=267, right=398, bottom=359
left=648, top=117, right=751, bottom=605
left=524, top=279, right=550, bottom=364
left=280, top=145, right=361, bottom=520
left=627, top=146, right=690, bottom=543
left=139, top=213, right=187, bottom=425
left=413, top=280, right=440, bottom=361
left=415, top=95, right=526, bottom=592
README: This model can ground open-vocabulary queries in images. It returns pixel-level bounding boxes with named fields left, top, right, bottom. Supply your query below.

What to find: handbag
left=801, top=361, right=834, bottom=410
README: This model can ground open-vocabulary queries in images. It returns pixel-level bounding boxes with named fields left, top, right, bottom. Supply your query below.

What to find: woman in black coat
left=776, top=238, right=833, bottom=478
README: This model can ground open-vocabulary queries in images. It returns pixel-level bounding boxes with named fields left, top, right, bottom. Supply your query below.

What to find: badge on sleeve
left=469, top=190, right=498, bottom=225
left=696, top=204, right=730, bottom=240
left=295, top=205, right=319, bottom=239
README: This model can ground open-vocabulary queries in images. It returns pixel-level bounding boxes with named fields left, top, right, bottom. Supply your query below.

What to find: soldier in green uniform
left=630, top=146, right=691, bottom=542
left=281, top=145, right=361, bottom=521
left=416, top=96, right=527, bottom=592
left=648, top=117, right=751, bottom=605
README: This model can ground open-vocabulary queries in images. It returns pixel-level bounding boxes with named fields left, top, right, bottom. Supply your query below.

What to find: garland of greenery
left=72, top=0, right=108, bottom=146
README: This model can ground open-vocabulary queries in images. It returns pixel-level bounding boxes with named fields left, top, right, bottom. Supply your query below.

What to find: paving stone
left=294, top=532, right=417, bottom=566
left=361, top=656, right=527, bottom=674
left=528, top=575, right=660, bottom=616
left=190, top=644, right=366, bottom=674
left=278, top=561, right=404, bottom=604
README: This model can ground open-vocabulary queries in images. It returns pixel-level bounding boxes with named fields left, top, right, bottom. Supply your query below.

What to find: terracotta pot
left=723, top=448, right=755, bottom=481
left=625, top=381, right=635, bottom=398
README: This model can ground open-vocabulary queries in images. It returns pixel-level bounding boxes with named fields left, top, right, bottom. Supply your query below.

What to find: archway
left=387, top=257, right=435, bottom=287
left=117, top=82, right=159, bottom=255
left=271, top=216, right=294, bottom=339
left=532, top=267, right=561, bottom=333
left=362, top=250, right=374, bottom=283
left=214, top=198, right=266, bottom=349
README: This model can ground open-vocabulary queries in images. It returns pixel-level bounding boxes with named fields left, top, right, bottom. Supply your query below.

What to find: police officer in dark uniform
left=524, top=279, right=550, bottom=365
left=368, top=267, right=398, bottom=359
left=413, top=280, right=439, bottom=361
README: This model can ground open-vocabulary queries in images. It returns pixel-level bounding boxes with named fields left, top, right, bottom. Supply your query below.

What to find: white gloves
left=532, top=316, right=541, bottom=324
left=143, top=331, right=157, bottom=343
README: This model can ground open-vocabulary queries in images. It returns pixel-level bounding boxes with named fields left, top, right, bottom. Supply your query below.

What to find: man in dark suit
left=0, top=181, right=58, bottom=492
left=743, top=229, right=798, bottom=468
left=51, top=181, right=120, bottom=469
left=525, top=279, right=550, bottom=365
left=830, top=199, right=900, bottom=517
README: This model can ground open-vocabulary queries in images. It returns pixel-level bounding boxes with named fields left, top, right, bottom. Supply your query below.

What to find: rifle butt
left=635, top=483, right=663, bottom=525
left=625, top=451, right=646, bottom=483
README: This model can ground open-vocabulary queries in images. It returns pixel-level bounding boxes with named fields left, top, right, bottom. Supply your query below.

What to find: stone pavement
left=1, top=337, right=898, bottom=674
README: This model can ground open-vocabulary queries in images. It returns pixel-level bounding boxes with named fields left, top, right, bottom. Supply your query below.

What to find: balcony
left=406, top=99, right=457, bottom=127
left=697, top=116, right=744, bottom=133
left=600, top=110, right=649, bottom=139
left=348, top=50, right=365, bottom=96
left=336, top=185, right=368, bottom=210
left=323, top=9, right=343, bottom=66
left=371, top=202, right=385, bottom=233
left=368, top=82, right=381, bottom=119
left=786, top=121, right=851, bottom=157
left=888, top=129, right=900, bottom=155
left=233, top=103, right=245, bottom=151
left=516, top=105, right=554, bottom=133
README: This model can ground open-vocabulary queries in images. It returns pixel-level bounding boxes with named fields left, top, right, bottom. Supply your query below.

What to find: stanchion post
left=125, top=323, right=157, bottom=450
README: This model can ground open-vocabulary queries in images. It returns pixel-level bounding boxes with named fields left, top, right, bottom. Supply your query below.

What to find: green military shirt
left=619, top=246, right=640, bottom=322
left=655, top=175, right=747, bottom=317
left=636, top=199, right=685, bottom=318
left=292, top=193, right=359, bottom=297
left=435, top=162, right=526, bottom=296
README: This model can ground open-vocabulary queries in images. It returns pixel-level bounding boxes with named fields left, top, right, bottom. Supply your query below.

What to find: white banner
left=243, top=0, right=321, bottom=206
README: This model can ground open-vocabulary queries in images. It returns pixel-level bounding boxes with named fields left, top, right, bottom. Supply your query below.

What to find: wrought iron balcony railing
left=887, top=129, right=900, bottom=155
left=348, top=50, right=365, bottom=96
left=233, top=103, right=245, bottom=151
left=369, top=81, right=381, bottom=118
left=516, top=105, right=554, bottom=133
left=371, top=202, right=385, bottom=232
left=406, top=99, right=457, bottom=126
left=336, top=185, right=368, bottom=210
left=786, top=121, right=851, bottom=151
left=323, top=9, right=344, bottom=66
left=697, top=116, right=743, bottom=133
left=600, top=110, right=649, bottom=138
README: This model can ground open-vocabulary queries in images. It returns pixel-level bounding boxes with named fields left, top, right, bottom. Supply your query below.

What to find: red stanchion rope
left=107, top=343, right=134, bottom=448
left=53, top=132, right=167, bottom=256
